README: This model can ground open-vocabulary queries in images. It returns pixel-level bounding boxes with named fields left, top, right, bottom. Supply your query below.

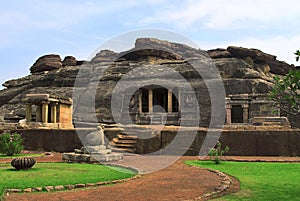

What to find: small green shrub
left=0, top=131, right=24, bottom=156
left=209, top=141, right=229, bottom=164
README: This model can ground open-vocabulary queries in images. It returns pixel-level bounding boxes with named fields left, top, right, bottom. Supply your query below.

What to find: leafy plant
left=0, top=131, right=24, bottom=156
left=295, top=50, right=300, bottom=62
left=208, top=141, right=229, bottom=164
left=269, top=70, right=300, bottom=115
left=269, top=51, right=300, bottom=115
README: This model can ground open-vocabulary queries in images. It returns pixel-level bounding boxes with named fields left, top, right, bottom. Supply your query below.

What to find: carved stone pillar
left=51, top=104, right=57, bottom=123
left=36, top=105, right=42, bottom=122
left=25, top=104, right=32, bottom=123
left=148, top=89, right=153, bottom=113
left=41, top=102, right=49, bottom=123
left=138, top=93, right=142, bottom=114
left=242, top=104, right=249, bottom=123
left=225, top=104, right=232, bottom=124
left=168, top=89, right=172, bottom=113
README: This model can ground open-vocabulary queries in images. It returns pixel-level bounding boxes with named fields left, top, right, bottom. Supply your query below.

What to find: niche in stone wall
left=231, top=105, right=243, bottom=123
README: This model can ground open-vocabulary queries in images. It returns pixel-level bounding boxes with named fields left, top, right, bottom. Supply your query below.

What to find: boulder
left=119, top=49, right=182, bottom=62
left=62, top=56, right=77, bottom=66
left=227, top=46, right=276, bottom=62
left=227, top=46, right=295, bottom=75
left=266, top=60, right=295, bottom=75
left=134, top=38, right=208, bottom=59
left=207, top=48, right=231, bottom=59
left=30, top=54, right=62, bottom=73
left=91, top=50, right=118, bottom=63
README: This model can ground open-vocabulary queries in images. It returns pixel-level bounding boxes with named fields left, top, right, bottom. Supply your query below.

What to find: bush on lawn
left=0, top=131, right=24, bottom=156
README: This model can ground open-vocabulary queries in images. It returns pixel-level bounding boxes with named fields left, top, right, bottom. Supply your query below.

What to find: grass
left=0, top=153, right=44, bottom=158
left=0, top=162, right=136, bottom=198
left=185, top=160, right=300, bottom=201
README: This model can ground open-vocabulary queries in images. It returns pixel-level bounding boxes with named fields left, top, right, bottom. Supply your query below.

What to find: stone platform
left=62, top=152, right=123, bottom=163
left=61, top=124, right=124, bottom=163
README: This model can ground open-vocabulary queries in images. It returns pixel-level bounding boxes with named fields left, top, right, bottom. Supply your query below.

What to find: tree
left=295, top=50, right=300, bottom=62
left=269, top=51, right=300, bottom=115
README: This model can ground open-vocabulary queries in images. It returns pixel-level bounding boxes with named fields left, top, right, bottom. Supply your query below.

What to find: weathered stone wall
left=58, top=104, right=73, bottom=129
left=137, top=129, right=300, bottom=156
left=1, top=128, right=298, bottom=156
left=287, top=114, right=300, bottom=129
left=0, top=129, right=86, bottom=152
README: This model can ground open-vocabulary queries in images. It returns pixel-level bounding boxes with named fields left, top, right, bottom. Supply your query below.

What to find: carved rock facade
left=0, top=38, right=297, bottom=127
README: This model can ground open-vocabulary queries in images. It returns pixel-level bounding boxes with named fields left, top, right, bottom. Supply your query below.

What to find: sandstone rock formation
left=207, top=48, right=231, bottom=59
left=30, top=54, right=63, bottom=73
left=226, top=46, right=295, bottom=75
left=0, top=38, right=296, bottom=126
left=91, top=50, right=118, bottom=63
left=62, top=56, right=77, bottom=66
left=134, top=38, right=208, bottom=59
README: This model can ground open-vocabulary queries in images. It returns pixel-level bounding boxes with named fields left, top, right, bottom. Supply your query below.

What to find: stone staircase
left=110, top=126, right=153, bottom=153
left=111, top=133, right=138, bottom=153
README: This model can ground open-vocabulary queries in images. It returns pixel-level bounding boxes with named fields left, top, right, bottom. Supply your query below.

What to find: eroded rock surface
left=30, top=54, right=63, bottom=73
left=0, top=38, right=295, bottom=125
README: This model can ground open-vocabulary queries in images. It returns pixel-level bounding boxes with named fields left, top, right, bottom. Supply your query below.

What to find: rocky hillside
left=0, top=38, right=296, bottom=125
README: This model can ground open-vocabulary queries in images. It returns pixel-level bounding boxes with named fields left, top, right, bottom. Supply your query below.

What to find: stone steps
left=110, top=126, right=154, bottom=153
left=113, top=138, right=137, bottom=144
left=110, top=133, right=138, bottom=153
left=116, top=134, right=138, bottom=140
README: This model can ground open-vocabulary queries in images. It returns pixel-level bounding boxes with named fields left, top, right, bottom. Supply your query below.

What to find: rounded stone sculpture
left=11, top=157, right=36, bottom=170
left=85, top=125, right=105, bottom=146
left=86, top=131, right=101, bottom=146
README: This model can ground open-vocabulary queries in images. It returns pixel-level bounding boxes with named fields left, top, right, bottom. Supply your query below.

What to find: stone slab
left=62, top=152, right=123, bottom=162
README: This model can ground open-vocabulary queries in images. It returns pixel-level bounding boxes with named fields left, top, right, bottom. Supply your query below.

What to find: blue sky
left=1, top=0, right=300, bottom=89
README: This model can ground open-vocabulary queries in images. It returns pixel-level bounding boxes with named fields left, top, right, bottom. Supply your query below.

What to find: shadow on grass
left=5, top=168, right=42, bottom=172
left=187, top=160, right=228, bottom=166
left=0, top=154, right=44, bottom=159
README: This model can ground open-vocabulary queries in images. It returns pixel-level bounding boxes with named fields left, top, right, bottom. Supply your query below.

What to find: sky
left=1, top=0, right=300, bottom=89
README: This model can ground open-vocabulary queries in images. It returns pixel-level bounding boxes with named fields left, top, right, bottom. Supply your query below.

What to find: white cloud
left=140, top=0, right=300, bottom=29
left=198, top=34, right=300, bottom=65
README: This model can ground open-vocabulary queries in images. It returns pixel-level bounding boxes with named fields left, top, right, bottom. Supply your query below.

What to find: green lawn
left=186, top=160, right=300, bottom=201
left=0, top=162, right=136, bottom=197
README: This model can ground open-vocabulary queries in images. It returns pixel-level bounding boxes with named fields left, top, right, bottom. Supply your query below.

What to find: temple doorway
left=126, top=86, right=180, bottom=125
left=153, top=88, right=168, bottom=112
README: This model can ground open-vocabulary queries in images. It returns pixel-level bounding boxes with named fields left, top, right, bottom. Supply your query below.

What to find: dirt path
left=4, top=153, right=299, bottom=201
left=3, top=154, right=240, bottom=201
